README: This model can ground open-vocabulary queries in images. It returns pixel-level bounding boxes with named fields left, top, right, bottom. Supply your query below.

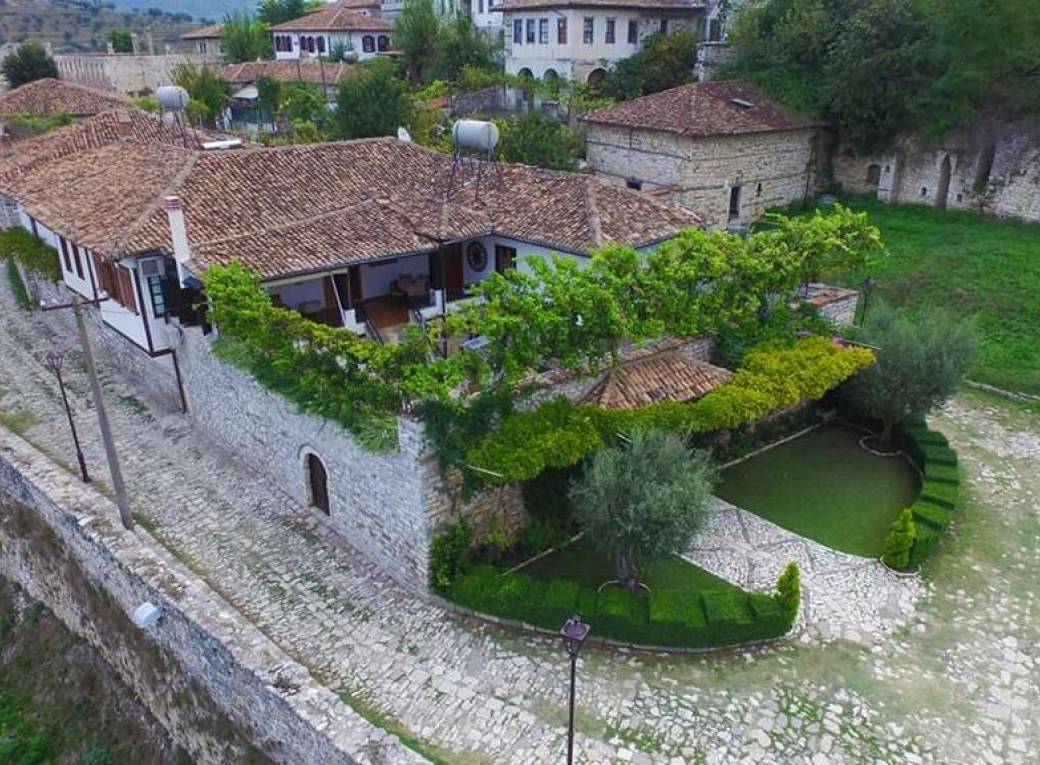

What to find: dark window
left=974, top=143, right=997, bottom=190
left=866, top=163, right=881, bottom=185
left=306, top=454, right=330, bottom=515
left=514, top=19, right=523, bottom=43
left=583, top=16, right=593, bottom=43
left=59, top=237, right=73, bottom=273
left=317, top=36, right=326, bottom=53
left=626, top=179, right=642, bottom=191
left=660, top=19, right=668, bottom=33
left=728, top=185, right=742, bottom=219
left=495, top=244, right=517, bottom=273
left=479, top=0, right=483, bottom=12
left=538, top=18, right=548, bottom=44
left=557, top=17, right=567, bottom=43
left=362, top=35, right=375, bottom=52
left=628, top=19, right=637, bottom=43
left=29, top=217, right=38, bottom=236
left=377, top=35, right=390, bottom=51
left=605, top=18, right=615, bottom=43
left=71, top=242, right=84, bottom=279
left=526, top=19, right=536, bottom=43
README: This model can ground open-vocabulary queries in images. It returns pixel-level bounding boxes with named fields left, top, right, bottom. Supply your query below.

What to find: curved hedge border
left=449, top=564, right=798, bottom=650
left=893, top=423, right=961, bottom=568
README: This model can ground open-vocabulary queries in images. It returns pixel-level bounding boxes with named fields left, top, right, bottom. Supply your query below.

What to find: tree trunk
left=615, top=551, right=641, bottom=594
left=879, top=418, right=895, bottom=448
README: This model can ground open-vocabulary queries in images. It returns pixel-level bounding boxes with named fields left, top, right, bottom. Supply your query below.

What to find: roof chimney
left=163, top=196, right=192, bottom=268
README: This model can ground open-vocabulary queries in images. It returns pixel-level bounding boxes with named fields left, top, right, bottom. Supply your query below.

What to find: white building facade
left=498, top=0, right=706, bottom=84
left=270, top=3, right=393, bottom=61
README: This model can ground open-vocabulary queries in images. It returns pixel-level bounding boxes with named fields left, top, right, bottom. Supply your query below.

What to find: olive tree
left=569, top=431, right=716, bottom=592
left=849, top=307, right=976, bottom=445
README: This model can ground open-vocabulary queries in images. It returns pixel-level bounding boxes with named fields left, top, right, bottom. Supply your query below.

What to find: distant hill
left=105, top=0, right=256, bottom=24
left=0, top=0, right=212, bottom=52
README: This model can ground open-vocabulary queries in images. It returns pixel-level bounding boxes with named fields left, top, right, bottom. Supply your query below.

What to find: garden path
left=684, top=497, right=924, bottom=643
left=0, top=277, right=1037, bottom=764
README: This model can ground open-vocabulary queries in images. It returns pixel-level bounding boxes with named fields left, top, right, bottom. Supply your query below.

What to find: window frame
left=628, top=19, right=638, bottom=43
left=513, top=18, right=523, bottom=43
left=605, top=17, right=615, bottom=43
left=557, top=17, right=567, bottom=44
left=538, top=17, right=549, bottom=44
left=526, top=18, right=536, bottom=44
left=582, top=16, right=594, bottom=44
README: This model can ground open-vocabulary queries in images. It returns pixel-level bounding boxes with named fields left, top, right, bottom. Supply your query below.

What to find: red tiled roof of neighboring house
left=582, top=351, right=732, bottom=409
left=220, top=60, right=356, bottom=88
left=0, top=109, right=226, bottom=183
left=269, top=3, right=392, bottom=31
left=181, top=24, right=224, bottom=40
left=580, top=80, right=820, bottom=138
left=0, top=78, right=133, bottom=118
left=1, top=137, right=700, bottom=279
left=496, top=0, right=702, bottom=10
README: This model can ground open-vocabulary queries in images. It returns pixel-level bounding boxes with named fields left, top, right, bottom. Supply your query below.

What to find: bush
left=0, top=227, right=61, bottom=282
left=909, top=526, right=943, bottom=567
left=430, top=522, right=472, bottom=591
left=5, top=261, right=31, bottom=310
left=925, top=462, right=960, bottom=484
left=920, top=480, right=959, bottom=510
left=883, top=508, right=916, bottom=570
left=775, top=561, right=801, bottom=620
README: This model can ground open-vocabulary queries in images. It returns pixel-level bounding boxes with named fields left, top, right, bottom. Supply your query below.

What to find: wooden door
left=307, top=454, right=330, bottom=515
left=443, top=244, right=464, bottom=300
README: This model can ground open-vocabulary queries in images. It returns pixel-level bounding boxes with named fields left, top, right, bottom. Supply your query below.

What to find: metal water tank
left=156, top=85, right=190, bottom=111
left=452, top=120, right=500, bottom=152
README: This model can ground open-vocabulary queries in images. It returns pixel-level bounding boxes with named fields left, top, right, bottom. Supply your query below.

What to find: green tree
left=332, top=59, right=414, bottom=138
left=257, top=0, right=316, bottom=25
left=173, top=63, right=232, bottom=128
left=775, top=561, right=801, bottom=618
left=109, top=28, right=133, bottom=53
left=849, top=308, right=977, bottom=445
left=883, top=508, right=916, bottom=569
left=280, top=83, right=326, bottom=126
left=570, top=431, right=716, bottom=592
left=222, top=10, right=273, bottom=63
left=1, top=41, right=58, bottom=88
left=599, top=29, right=699, bottom=100
left=434, top=11, right=501, bottom=82
left=394, top=0, right=441, bottom=85
left=495, top=112, right=583, bottom=171
left=256, top=74, right=282, bottom=126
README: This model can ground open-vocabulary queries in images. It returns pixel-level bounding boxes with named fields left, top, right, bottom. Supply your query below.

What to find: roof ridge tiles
left=111, top=149, right=202, bottom=258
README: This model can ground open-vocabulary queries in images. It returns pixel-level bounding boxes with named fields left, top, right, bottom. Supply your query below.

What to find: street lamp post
left=44, top=350, right=89, bottom=484
left=561, top=614, right=590, bottom=765
left=859, top=276, right=877, bottom=326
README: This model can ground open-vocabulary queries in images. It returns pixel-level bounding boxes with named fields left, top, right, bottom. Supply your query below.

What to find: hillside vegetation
left=0, top=0, right=203, bottom=52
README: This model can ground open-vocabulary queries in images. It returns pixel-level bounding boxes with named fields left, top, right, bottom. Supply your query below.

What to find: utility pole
left=43, top=295, right=134, bottom=530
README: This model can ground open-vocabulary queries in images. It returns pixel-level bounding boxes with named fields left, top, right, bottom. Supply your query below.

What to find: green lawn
left=819, top=198, right=1040, bottom=394
left=520, top=536, right=739, bottom=593
left=715, top=424, right=920, bottom=557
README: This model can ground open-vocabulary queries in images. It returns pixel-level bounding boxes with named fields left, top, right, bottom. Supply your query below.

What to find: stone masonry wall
left=585, top=125, right=819, bottom=229
left=0, top=428, right=427, bottom=764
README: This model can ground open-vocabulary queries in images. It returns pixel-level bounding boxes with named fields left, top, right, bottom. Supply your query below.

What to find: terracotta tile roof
left=269, top=3, right=392, bottom=31
left=582, top=351, right=732, bottom=409
left=4, top=137, right=700, bottom=278
left=497, top=0, right=701, bottom=10
left=580, top=80, right=819, bottom=138
left=220, top=60, right=356, bottom=88
left=181, top=24, right=224, bottom=40
left=0, top=109, right=223, bottom=184
left=0, top=78, right=133, bottom=118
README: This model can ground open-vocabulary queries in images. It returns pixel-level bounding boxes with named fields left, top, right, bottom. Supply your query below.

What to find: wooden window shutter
left=117, top=267, right=138, bottom=314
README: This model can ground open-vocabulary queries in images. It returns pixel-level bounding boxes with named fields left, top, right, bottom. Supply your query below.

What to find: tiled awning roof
left=582, top=351, right=732, bottom=409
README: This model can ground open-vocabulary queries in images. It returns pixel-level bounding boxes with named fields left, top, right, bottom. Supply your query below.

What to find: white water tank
left=156, top=85, right=190, bottom=112
left=452, top=119, right=499, bottom=152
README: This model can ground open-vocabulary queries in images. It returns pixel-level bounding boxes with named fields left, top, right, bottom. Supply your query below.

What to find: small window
left=627, top=19, right=637, bottom=44
left=538, top=18, right=548, bottom=44
left=362, top=35, right=375, bottom=52
left=626, top=179, right=642, bottom=191
left=495, top=244, right=517, bottom=273
left=920, top=186, right=928, bottom=197
left=755, top=182, right=763, bottom=197
left=728, top=185, right=742, bottom=219
left=605, top=18, right=616, bottom=43
left=557, top=17, right=567, bottom=43
left=147, top=274, right=166, bottom=318
left=660, top=19, right=668, bottom=34
left=583, top=17, right=594, bottom=44
left=513, top=19, right=523, bottom=43
left=866, top=163, right=881, bottom=185
left=71, top=243, right=84, bottom=279
left=479, top=0, right=483, bottom=12
left=377, top=35, right=390, bottom=51
left=60, top=237, right=73, bottom=273
left=526, top=19, right=536, bottom=44
left=306, top=453, right=330, bottom=516
left=317, top=36, right=326, bottom=53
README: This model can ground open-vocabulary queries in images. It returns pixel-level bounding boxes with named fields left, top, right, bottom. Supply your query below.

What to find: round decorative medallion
left=466, top=241, right=488, bottom=272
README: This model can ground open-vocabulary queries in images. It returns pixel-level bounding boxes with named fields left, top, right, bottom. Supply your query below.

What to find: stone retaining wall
left=0, top=428, right=428, bottom=765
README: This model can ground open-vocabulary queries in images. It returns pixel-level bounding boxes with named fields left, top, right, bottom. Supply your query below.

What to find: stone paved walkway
left=686, top=499, right=923, bottom=643
left=1, top=279, right=1038, bottom=764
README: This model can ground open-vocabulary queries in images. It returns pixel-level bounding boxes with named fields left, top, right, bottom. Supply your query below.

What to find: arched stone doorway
left=586, top=68, right=607, bottom=88
left=305, top=452, right=330, bottom=515
left=936, top=154, right=952, bottom=210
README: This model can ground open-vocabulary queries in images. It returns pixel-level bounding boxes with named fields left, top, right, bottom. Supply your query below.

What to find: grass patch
left=521, top=536, right=735, bottom=593
left=715, top=423, right=920, bottom=557
left=334, top=688, right=457, bottom=765
left=0, top=406, right=39, bottom=435
left=5, top=261, right=31, bottom=310
left=819, top=198, right=1040, bottom=394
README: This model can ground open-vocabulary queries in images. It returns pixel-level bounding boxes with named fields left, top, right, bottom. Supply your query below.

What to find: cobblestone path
left=0, top=283, right=1037, bottom=764
left=686, top=499, right=923, bottom=643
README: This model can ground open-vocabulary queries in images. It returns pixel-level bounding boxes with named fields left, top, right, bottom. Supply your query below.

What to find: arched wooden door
left=936, top=154, right=952, bottom=210
left=307, top=454, right=330, bottom=515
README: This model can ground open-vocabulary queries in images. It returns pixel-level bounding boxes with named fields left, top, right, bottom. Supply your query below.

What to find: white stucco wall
left=273, top=30, right=391, bottom=60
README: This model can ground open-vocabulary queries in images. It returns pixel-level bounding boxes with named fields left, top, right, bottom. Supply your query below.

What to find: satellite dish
left=397, top=127, right=412, bottom=142
left=156, top=85, right=190, bottom=112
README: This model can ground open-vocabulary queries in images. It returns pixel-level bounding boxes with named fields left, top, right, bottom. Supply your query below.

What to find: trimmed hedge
left=884, top=422, right=962, bottom=570
left=449, top=564, right=799, bottom=649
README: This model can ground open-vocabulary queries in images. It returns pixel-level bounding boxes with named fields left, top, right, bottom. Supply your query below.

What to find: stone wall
left=0, top=428, right=427, bottom=764
left=831, top=124, right=1040, bottom=223
left=56, top=52, right=220, bottom=95
left=585, top=124, right=820, bottom=229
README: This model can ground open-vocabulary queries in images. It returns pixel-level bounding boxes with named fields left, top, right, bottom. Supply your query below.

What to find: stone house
left=831, top=124, right=1040, bottom=223
left=0, top=120, right=700, bottom=590
left=581, top=79, right=822, bottom=229
left=497, top=0, right=711, bottom=85
left=181, top=24, right=224, bottom=58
